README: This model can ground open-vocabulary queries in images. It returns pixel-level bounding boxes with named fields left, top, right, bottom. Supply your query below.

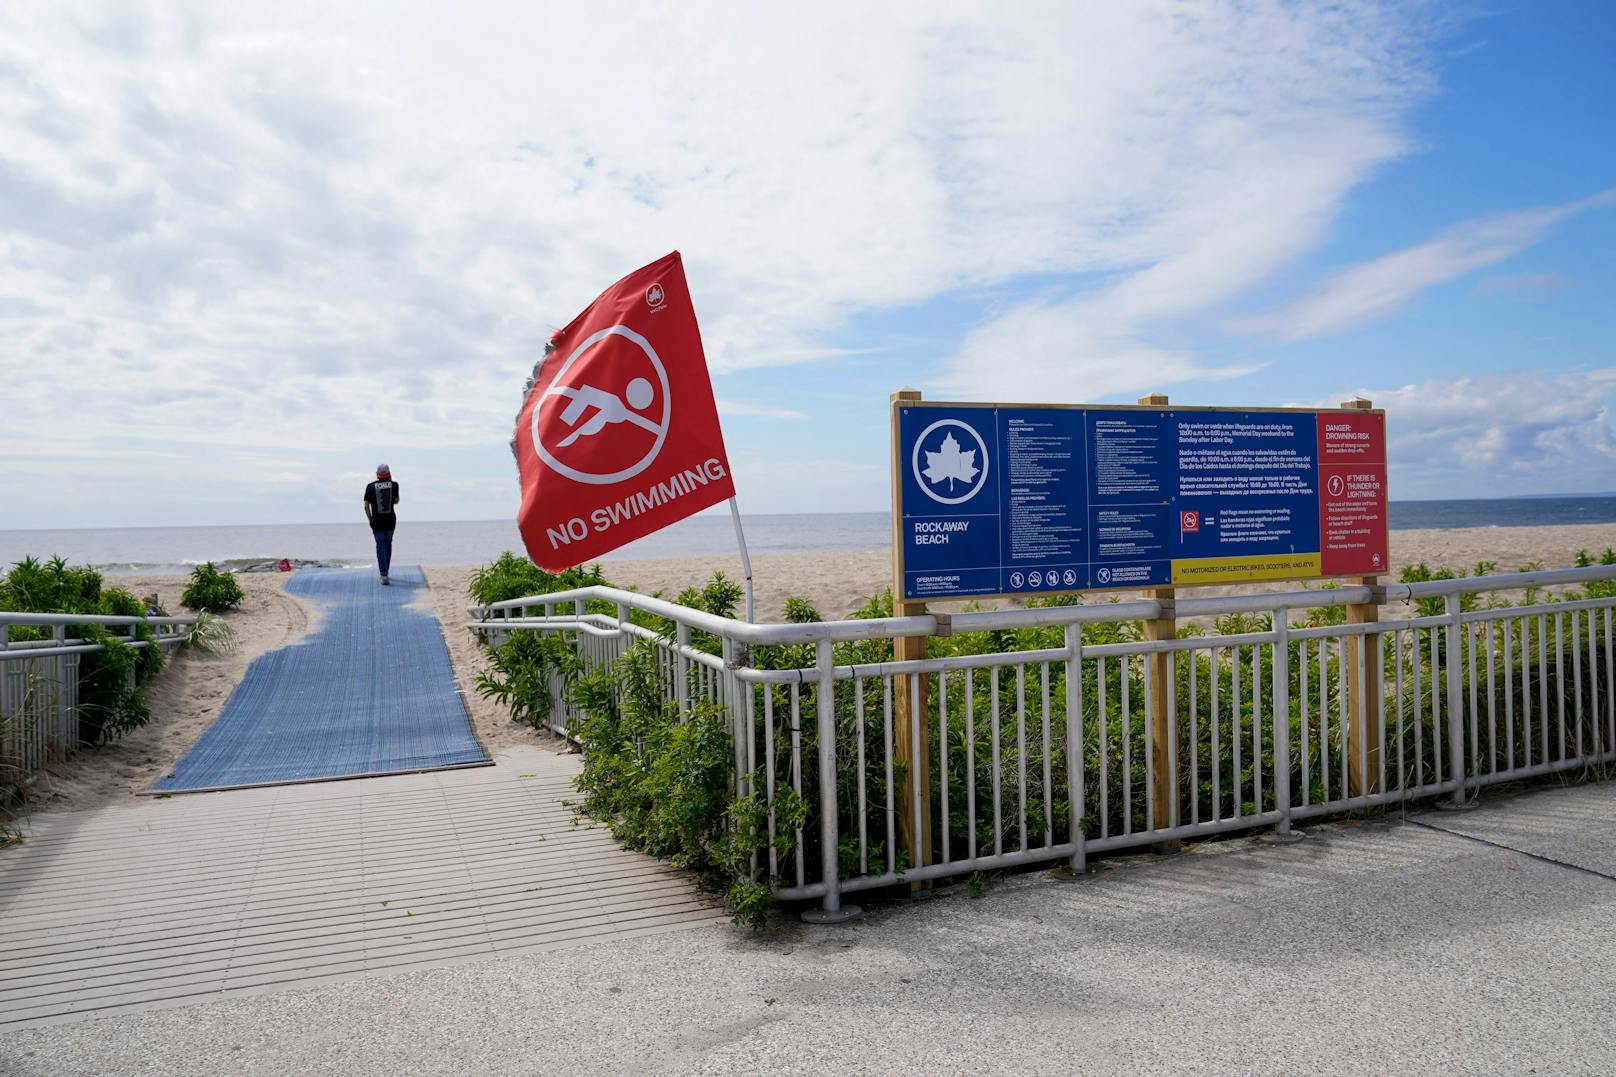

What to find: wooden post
left=1339, top=397, right=1383, bottom=798
left=891, top=388, right=934, bottom=880
left=1138, top=392, right=1179, bottom=848
left=1145, top=588, right=1177, bottom=841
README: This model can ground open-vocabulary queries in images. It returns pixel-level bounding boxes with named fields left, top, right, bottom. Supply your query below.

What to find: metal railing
left=1, top=612, right=193, bottom=779
left=469, top=564, right=1616, bottom=920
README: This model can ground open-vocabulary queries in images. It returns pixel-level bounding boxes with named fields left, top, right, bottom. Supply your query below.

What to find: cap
left=376, top=464, right=390, bottom=475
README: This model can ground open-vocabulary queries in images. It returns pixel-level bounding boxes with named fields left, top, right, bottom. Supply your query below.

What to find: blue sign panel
left=896, top=403, right=1388, bottom=601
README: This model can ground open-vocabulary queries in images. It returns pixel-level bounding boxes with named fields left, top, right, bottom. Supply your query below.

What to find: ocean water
left=0, top=513, right=889, bottom=576
left=3, top=497, right=1614, bottom=576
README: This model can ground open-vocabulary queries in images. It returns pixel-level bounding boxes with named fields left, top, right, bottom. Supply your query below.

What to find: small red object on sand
left=277, top=558, right=291, bottom=572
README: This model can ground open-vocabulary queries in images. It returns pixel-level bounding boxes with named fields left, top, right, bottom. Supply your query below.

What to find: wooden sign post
left=1137, top=393, right=1181, bottom=850
left=890, top=389, right=934, bottom=882
left=1340, top=397, right=1384, bottom=798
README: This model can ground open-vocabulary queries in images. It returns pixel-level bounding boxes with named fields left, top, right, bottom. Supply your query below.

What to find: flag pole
left=727, top=497, right=755, bottom=622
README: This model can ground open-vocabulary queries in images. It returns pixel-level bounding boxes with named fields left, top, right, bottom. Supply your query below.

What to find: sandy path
left=15, top=567, right=563, bottom=819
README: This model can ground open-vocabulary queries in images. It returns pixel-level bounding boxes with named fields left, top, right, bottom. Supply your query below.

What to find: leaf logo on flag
left=923, top=432, right=978, bottom=491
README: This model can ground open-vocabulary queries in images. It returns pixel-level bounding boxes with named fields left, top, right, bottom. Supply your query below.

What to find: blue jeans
left=373, top=528, right=395, bottom=577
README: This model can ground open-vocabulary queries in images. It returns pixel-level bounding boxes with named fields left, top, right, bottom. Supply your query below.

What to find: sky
left=2, top=0, right=1614, bottom=530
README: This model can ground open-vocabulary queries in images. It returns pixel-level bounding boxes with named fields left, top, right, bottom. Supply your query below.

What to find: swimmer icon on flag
left=551, top=379, right=660, bottom=447
left=514, top=252, right=736, bottom=570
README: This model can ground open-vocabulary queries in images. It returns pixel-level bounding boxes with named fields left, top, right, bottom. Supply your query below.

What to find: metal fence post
left=724, top=638, right=748, bottom=802
left=803, top=639, right=860, bottom=923
left=1440, top=593, right=1474, bottom=809
left=722, top=635, right=760, bottom=884
left=1064, top=623, right=1087, bottom=873
left=53, top=625, right=69, bottom=757
left=675, top=624, right=691, bottom=714
left=574, top=598, right=586, bottom=658
left=1266, top=610, right=1303, bottom=843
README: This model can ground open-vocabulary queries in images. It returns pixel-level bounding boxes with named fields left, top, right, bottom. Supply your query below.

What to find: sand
left=418, top=567, right=571, bottom=757
left=532, top=520, right=1616, bottom=620
left=12, top=521, right=1612, bottom=817
left=17, top=573, right=314, bottom=814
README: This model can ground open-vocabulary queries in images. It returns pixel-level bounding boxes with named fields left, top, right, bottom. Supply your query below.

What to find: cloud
left=0, top=1, right=1443, bottom=522
left=1238, top=189, right=1616, bottom=340
left=1324, top=369, right=1616, bottom=498
left=931, top=2, right=1432, bottom=401
left=715, top=400, right=808, bottom=420
left=937, top=306, right=1265, bottom=403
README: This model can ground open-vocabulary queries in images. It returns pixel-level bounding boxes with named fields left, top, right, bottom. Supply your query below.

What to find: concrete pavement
left=4, top=780, right=1616, bottom=1074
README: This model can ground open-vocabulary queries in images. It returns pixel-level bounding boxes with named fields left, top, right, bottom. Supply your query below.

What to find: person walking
left=363, top=465, right=400, bottom=585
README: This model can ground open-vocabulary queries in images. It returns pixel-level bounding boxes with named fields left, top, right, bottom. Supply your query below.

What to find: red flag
left=515, top=251, right=735, bottom=571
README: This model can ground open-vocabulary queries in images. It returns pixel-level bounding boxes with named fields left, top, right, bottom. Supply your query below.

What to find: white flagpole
left=727, top=497, right=755, bottom=622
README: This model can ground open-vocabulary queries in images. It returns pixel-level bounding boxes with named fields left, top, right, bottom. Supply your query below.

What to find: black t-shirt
left=364, top=479, right=400, bottom=531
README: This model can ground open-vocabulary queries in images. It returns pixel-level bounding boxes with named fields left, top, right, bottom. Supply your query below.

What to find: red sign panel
left=515, top=251, right=735, bottom=571
left=1317, top=411, right=1388, bottom=576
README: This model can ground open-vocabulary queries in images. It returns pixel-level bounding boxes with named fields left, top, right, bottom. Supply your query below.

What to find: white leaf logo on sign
left=531, top=325, right=671, bottom=485
left=913, top=419, right=990, bottom=505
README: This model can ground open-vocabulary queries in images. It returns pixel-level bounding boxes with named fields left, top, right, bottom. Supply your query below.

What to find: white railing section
left=1, top=612, right=193, bottom=778
left=468, top=564, right=1616, bottom=920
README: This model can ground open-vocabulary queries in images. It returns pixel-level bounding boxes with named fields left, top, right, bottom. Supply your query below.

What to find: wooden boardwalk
left=0, top=749, right=723, bottom=1027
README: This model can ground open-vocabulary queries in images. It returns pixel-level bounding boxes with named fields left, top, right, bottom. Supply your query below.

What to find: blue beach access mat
left=147, top=565, right=489, bottom=794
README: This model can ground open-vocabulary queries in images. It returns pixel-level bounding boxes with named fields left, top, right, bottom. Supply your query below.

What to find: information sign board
left=895, top=401, right=1387, bottom=602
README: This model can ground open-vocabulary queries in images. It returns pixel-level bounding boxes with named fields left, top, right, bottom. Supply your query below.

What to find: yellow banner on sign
left=1172, top=552, right=1322, bottom=585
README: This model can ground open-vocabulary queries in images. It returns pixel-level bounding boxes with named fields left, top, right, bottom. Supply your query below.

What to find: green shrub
left=568, top=639, right=803, bottom=928
left=76, top=631, right=154, bottom=745
left=180, top=562, right=244, bottom=613
left=468, top=552, right=606, bottom=607
left=1, top=556, right=165, bottom=745
left=474, top=631, right=580, bottom=728
left=0, top=682, right=34, bottom=846
left=673, top=572, right=744, bottom=653
left=184, top=611, right=239, bottom=655
left=1575, top=547, right=1616, bottom=599
left=783, top=596, right=822, bottom=624
left=0, top=555, right=102, bottom=616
